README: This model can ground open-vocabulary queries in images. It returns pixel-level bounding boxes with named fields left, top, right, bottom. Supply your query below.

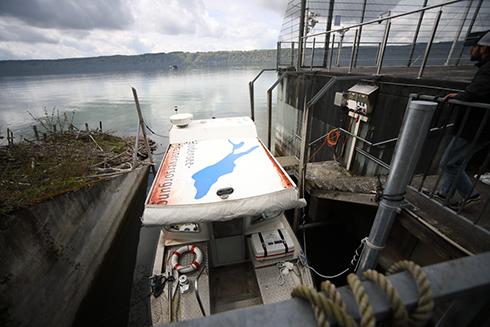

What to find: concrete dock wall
left=0, top=166, right=149, bottom=326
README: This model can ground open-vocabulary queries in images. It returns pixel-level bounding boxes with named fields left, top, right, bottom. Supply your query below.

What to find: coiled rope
left=387, top=261, right=434, bottom=326
left=291, top=261, right=434, bottom=327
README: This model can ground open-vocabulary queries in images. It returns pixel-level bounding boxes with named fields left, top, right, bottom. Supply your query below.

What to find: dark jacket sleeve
left=455, top=58, right=490, bottom=103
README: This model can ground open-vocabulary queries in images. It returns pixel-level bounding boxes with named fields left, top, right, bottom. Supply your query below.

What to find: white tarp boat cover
left=142, top=116, right=306, bottom=227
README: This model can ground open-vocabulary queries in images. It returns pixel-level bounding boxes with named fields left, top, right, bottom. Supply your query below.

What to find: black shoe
left=449, top=194, right=481, bottom=210
left=432, top=192, right=446, bottom=203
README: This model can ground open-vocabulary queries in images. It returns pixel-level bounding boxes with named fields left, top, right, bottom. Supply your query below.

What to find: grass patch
left=0, top=109, right=155, bottom=215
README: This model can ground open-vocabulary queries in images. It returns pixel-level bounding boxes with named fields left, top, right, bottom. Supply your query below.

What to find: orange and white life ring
left=170, top=245, right=203, bottom=274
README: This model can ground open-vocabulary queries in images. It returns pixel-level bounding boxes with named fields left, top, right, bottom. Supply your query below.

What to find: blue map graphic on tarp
left=192, top=140, right=259, bottom=199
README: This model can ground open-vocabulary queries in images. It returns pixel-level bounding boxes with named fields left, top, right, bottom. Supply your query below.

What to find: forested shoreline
left=0, top=49, right=277, bottom=76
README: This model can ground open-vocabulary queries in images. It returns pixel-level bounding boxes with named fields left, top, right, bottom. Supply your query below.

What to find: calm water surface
left=0, top=65, right=276, bottom=142
left=0, top=65, right=278, bottom=326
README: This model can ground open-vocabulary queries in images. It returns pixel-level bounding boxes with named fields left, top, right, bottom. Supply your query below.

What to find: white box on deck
left=251, top=228, right=295, bottom=261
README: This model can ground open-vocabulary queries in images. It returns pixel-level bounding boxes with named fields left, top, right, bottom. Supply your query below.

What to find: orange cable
left=307, top=129, right=340, bottom=162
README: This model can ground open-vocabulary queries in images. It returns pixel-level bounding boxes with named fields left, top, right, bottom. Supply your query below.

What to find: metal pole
left=249, top=81, right=255, bottom=121
left=249, top=69, right=278, bottom=122
left=297, top=0, right=307, bottom=70
left=276, top=41, right=281, bottom=69
left=417, top=10, right=442, bottom=79
left=375, top=19, right=391, bottom=75
left=356, top=100, right=438, bottom=276
left=132, top=118, right=141, bottom=169
left=348, top=29, right=358, bottom=74
left=132, top=87, right=154, bottom=164
left=353, top=0, right=367, bottom=67
left=291, top=42, right=295, bottom=67
left=407, top=0, right=428, bottom=67
left=310, top=38, right=316, bottom=70
left=456, top=0, right=483, bottom=65
left=336, top=32, right=344, bottom=67
left=445, top=0, right=473, bottom=66
left=266, top=73, right=289, bottom=150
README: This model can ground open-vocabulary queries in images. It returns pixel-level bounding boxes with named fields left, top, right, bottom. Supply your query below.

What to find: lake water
left=0, top=65, right=279, bottom=326
left=0, top=65, right=276, bottom=143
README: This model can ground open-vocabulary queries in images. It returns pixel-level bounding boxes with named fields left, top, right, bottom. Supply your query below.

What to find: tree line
left=0, top=49, right=277, bottom=76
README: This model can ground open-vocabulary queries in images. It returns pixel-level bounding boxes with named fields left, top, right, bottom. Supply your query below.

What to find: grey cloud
left=0, top=24, right=59, bottom=43
left=0, top=0, right=134, bottom=30
left=151, top=0, right=223, bottom=38
left=255, top=0, right=288, bottom=15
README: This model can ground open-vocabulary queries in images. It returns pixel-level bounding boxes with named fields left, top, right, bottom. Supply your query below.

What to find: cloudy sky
left=0, top=0, right=287, bottom=61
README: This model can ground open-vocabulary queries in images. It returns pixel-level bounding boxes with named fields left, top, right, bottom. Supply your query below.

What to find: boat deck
left=149, top=215, right=313, bottom=324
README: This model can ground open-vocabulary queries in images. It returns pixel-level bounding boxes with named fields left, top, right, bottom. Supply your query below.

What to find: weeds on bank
left=0, top=107, right=154, bottom=216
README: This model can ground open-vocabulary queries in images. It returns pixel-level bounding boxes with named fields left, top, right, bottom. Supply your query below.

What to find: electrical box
left=334, top=92, right=347, bottom=107
left=346, top=84, right=379, bottom=115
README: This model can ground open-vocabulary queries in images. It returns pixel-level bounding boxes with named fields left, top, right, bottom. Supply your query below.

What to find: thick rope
left=292, top=260, right=434, bottom=327
left=387, top=261, right=434, bottom=326
left=362, top=269, right=408, bottom=327
left=347, top=274, right=375, bottom=327
left=321, top=280, right=346, bottom=311
left=291, top=285, right=358, bottom=327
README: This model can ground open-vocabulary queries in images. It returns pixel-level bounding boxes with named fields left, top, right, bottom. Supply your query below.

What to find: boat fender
left=170, top=245, right=203, bottom=274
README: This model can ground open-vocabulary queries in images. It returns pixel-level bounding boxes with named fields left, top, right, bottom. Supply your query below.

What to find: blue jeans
left=440, top=136, right=490, bottom=198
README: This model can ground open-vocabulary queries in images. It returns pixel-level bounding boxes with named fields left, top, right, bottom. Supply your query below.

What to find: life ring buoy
left=170, top=245, right=203, bottom=274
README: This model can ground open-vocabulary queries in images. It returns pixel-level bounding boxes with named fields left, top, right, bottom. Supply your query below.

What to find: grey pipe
left=356, top=100, right=437, bottom=276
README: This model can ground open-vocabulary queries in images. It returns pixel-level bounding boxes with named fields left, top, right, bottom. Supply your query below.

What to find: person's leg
left=439, top=136, right=488, bottom=198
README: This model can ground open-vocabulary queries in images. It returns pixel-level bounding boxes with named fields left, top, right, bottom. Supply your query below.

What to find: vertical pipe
left=310, top=38, right=316, bottom=70
left=356, top=100, right=437, bottom=277
left=291, top=42, right=295, bottom=67
left=417, top=10, right=442, bottom=79
left=249, top=81, right=255, bottom=121
left=302, top=37, right=308, bottom=67
left=294, top=101, right=313, bottom=232
left=329, top=34, right=335, bottom=71
left=322, top=0, right=335, bottom=68
left=376, top=20, right=391, bottom=75
left=297, top=0, right=307, bottom=70
left=267, top=88, right=273, bottom=150
left=277, top=41, right=281, bottom=69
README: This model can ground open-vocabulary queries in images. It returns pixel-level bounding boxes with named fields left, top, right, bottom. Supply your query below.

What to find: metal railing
left=277, top=0, right=490, bottom=76
left=409, top=94, right=490, bottom=224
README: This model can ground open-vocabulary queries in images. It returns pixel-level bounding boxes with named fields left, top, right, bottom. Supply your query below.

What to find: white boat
left=142, top=114, right=313, bottom=324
